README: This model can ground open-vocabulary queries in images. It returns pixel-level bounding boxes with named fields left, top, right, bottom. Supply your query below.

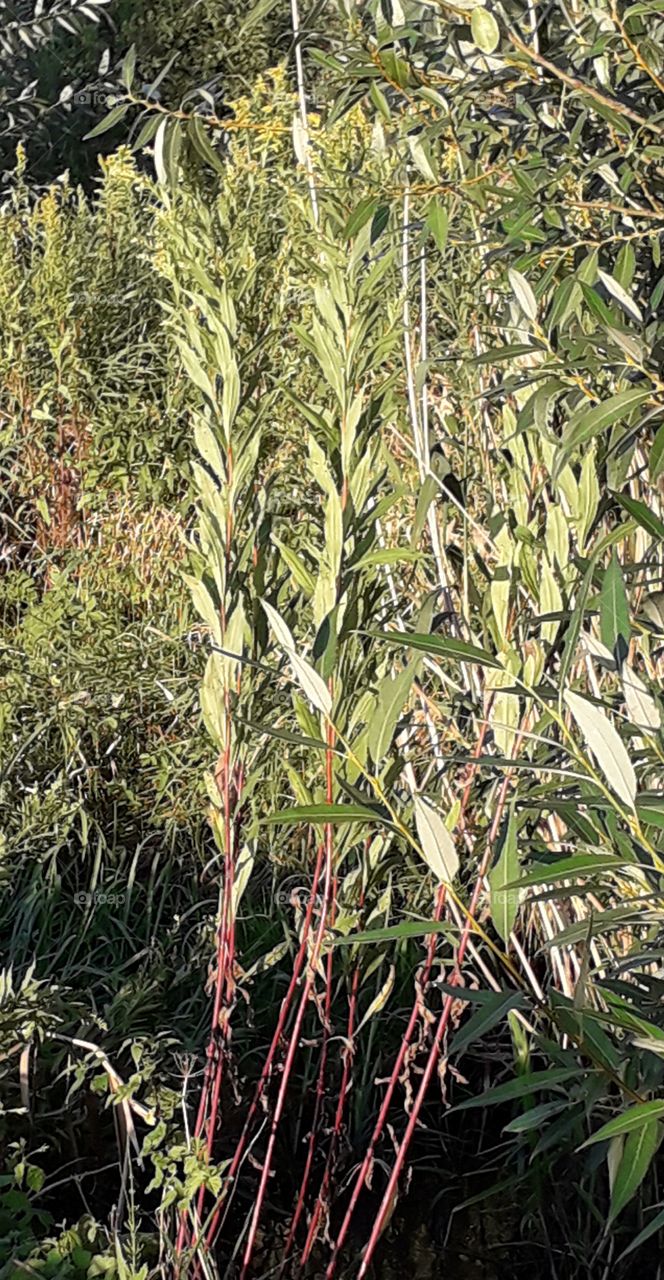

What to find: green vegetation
left=2, top=2, right=664, bottom=1277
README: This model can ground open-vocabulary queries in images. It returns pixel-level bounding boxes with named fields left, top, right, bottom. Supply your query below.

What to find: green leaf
left=83, top=101, right=130, bottom=140
left=642, top=589, right=664, bottom=633
left=332, top=920, right=449, bottom=947
left=261, top=803, right=380, bottom=826
left=451, top=990, right=524, bottom=1057
left=369, top=81, right=391, bottom=121
left=622, top=664, right=661, bottom=732
left=470, top=5, right=500, bottom=54
left=120, top=44, right=136, bottom=91
left=238, top=717, right=330, bottom=754
left=600, top=552, right=630, bottom=653
left=426, top=199, right=449, bottom=252
left=598, top=269, right=643, bottom=323
left=610, top=1121, right=662, bottom=1222
left=488, top=803, right=519, bottom=943
left=188, top=115, right=225, bottom=176
left=452, top=1068, right=584, bottom=1112
left=638, top=794, right=664, bottom=829
left=370, top=204, right=390, bottom=244
left=560, top=556, right=597, bottom=691
left=368, top=661, right=416, bottom=764
left=650, top=422, right=664, bottom=482
left=232, top=843, right=255, bottom=914
left=581, top=1101, right=664, bottom=1148
left=503, top=1100, right=568, bottom=1133
left=371, top=631, right=500, bottom=668
left=356, top=965, right=395, bottom=1031
left=505, top=852, right=627, bottom=890
left=353, top=548, right=421, bottom=570
left=272, top=536, right=316, bottom=595
left=617, top=1206, right=664, bottom=1261
left=611, top=491, right=664, bottom=541
left=238, top=0, right=281, bottom=38
left=564, top=690, right=637, bottom=811
left=408, top=136, right=436, bottom=183
left=547, top=278, right=582, bottom=332
left=561, top=387, right=649, bottom=457
left=344, top=197, right=378, bottom=240
left=413, top=795, right=459, bottom=883
left=547, top=906, right=652, bottom=949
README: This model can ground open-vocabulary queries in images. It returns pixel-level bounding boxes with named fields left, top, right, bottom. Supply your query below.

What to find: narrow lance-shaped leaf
left=561, top=387, right=649, bottom=457
left=600, top=552, right=630, bottom=655
left=598, top=269, right=643, bottom=323
left=564, top=690, right=637, bottom=811
left=262, top=600, right=332, bottom=718
left=622, top=665, right=661, bottom=733
left=371, top=631, right=500, bottom=668
left=505, top=852, right=627, bottom=890
left=611, top=490, right=664, bottom=542
left=503, top=1100, right=568, bottom=1134
left=452, top=1068, right=584, bottom=1112
left=261, top=804, right=380, bottom=826
left=413, top=795, right=459, bottom=883
left=426, top=198, right=448, bottom=252
left=609, top=1121, right=661, bottom=1223
left=368, top=661, right=417, bottom=765
left=232, top=843, right=256, bottom=914
left=617, top=1206, right=664, bottom=1262
left=580, top=1100, right=664, bottom=1147
left=83, top=100, right=129, bottom=140
left=451, top=990, right=524, bottom=1057
left=508, top=269, right=537, bottom=322
left=356, top=965, right=395, bottom=1033
left=488, top=803, right=519, bottom=943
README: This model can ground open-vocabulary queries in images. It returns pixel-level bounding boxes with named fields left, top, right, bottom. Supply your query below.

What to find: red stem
left=201, top=838, right=326, bottom=1254
left=299, top=950, right=361, bottom=1265
left=282, top=933, right=335, bottom=1262
left=239, top=694, right=337, bottom=1277
left=356, top=761, right=517, bottom=1278
left=325, top=714, right=493, bottom=1276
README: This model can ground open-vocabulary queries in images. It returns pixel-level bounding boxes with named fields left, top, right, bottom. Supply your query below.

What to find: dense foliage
left=0, top=0, right=314, bottom=184
left=3, top=2, right=664, bottom=1277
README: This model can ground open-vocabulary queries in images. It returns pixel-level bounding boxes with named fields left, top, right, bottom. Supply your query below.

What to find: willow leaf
left=564, top=690, right=637, bottom=811
left=581, top=1102, right=664, bottom=1148
left=413, top=795, right=459, bottom=883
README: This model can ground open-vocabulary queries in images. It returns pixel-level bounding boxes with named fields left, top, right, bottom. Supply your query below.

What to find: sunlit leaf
left=470, top=5, right=500, bottom=54
left=488, top=803, right=519, bottom=943
left=508, top=268, right=537, bottom=322
left=261, top=804, right=380, bottom=826
left=356, top=965, right=395, bottom=1031
left=564, top=691, right=637, bottom=811
left=413, top=795, right=459, bottom=883
left=262, top=600, right=332, bottom=717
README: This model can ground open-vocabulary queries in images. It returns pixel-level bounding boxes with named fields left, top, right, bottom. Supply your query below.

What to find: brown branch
left=610, top=0, right=664, bottom=99
left=509, top=31, right=664, bottom=139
